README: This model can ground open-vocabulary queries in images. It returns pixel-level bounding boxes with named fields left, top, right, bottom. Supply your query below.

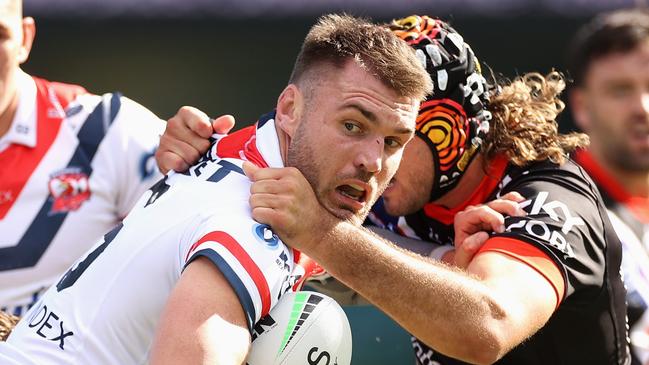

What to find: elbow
left=462, top=299, right=513, bottom=365
left=464, top=330, right=510, bottom=365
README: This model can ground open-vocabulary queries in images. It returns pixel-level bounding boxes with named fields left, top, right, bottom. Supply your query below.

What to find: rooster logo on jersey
left=48, top=168, right=91, bottom=213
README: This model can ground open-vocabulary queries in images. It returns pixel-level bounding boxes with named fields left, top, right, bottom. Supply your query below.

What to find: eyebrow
left=342, top=103, right=414, bottom=135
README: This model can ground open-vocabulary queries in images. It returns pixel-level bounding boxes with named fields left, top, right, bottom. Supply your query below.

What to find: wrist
left=429, top=245, right=454, bottom=262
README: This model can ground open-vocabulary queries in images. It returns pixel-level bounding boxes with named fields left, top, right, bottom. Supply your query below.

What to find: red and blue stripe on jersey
left=0, top=77, right=122, bottom=272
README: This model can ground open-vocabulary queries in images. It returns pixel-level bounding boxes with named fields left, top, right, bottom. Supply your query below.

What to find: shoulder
left=500, top=159, right=600, bottom=204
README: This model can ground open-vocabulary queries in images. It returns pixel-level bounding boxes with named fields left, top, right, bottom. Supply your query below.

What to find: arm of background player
left=96, top=95, right=167, bottom=218
left=244, top=163, right=561, bottom=365
left=149, top=256, right=250, bottom=365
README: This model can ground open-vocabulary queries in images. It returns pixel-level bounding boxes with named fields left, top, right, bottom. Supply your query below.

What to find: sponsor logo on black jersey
left=508, top=191, right=585, bottom=258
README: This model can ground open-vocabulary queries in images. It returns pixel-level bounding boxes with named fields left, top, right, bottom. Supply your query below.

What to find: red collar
left=215, top=124, right=269, bottom=168
left=574, top=149, right=649, bottom=223
left=423, top=155, right=509, bottom=225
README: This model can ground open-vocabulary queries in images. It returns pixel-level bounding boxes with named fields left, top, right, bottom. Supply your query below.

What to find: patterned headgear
left=390, top=15, right=493, bottom=201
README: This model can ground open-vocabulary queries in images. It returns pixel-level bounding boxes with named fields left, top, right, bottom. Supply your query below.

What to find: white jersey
left=2, top=116, right=303, bottom=364
left=0, top=71, right=165, bottom=316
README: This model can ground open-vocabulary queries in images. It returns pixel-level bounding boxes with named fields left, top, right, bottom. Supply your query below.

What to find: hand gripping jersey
left=0, top=72, right=164, bottom=316
left=367, top=157, right=631, bottom=365
left=0, top=115, right=305, bottom=364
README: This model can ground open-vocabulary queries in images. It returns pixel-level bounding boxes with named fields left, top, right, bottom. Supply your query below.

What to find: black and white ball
left=246, top=291, right=352, bottom=365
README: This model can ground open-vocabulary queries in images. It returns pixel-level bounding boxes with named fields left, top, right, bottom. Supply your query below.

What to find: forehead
left=585, top=41, right=649, bottom=84
left=316, top=60, right=420, bottom=128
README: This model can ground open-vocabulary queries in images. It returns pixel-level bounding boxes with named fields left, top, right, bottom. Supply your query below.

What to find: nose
left=641, top=92, right=649, bottom=117
left=355, top=138, right=383, bottom=173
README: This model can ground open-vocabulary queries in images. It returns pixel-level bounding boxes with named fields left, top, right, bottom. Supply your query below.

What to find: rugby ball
left=246, top=291, right=352, bottom=365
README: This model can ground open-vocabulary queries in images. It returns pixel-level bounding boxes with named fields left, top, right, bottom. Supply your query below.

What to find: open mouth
left=335, top=183, right=367, bottom=203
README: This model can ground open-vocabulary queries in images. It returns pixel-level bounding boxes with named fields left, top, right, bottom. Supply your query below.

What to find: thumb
left=211, top=115, right=235, bottom=135
left=242, top=161, right=260, bottom=181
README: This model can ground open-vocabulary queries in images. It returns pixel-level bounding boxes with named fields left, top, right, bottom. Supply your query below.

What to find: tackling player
left=160, top=15, right=630, bottom=365
left=0, top=14, right=432, bottom=364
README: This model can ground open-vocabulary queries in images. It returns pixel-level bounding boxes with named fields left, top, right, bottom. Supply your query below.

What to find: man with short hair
left=1, top=14, right=432, bottom=364
left=0, top=0, right=165, bottom=316
left=568, top=8, right=649, bottom=364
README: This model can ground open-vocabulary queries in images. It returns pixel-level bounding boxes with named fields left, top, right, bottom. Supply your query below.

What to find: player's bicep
left=150, top=256, right=250, bottom=365
left=466, top=244, right=563, bottom=343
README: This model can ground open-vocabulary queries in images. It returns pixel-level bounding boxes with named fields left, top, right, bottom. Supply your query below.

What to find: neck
left=274, top=120, right=290, bottom=164
left=432, top=153, right=487, bottom=208
left=0, top=82, right=20, bottom=139
left=589, top=148, right=649, bottom=198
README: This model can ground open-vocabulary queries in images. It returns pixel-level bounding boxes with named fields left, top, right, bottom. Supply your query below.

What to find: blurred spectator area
left=23, top=0, right=648, bottom=128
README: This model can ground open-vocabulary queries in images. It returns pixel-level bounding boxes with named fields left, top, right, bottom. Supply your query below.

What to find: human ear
left=18, top=17, right=35, bottom=64
left=275, top=84, right=303, bottom=138
left=568, top=88, right=590, bottom=132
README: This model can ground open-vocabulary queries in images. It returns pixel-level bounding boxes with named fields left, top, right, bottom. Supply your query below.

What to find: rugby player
left=0, top=14, right=432, bottom=364
left=0, top=0, right=165, bottom=317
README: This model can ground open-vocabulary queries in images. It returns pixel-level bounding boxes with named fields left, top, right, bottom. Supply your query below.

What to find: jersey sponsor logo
left=253, top=223, right=280, bottom=249
left=251, top=314, right=277, bottom=342
left=508, top=191, right=585, bottom=258
left=48, top=168, right=91, bottom=213
left=25, top=302, right=74, bottom=350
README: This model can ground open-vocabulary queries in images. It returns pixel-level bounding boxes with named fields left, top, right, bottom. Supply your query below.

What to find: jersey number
left=56, top=223, right=123, bottom=292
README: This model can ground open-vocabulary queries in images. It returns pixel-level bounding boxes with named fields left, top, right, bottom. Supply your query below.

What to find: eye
left=344, top=122, right=361, bottom=133
left=385, top=137, right=402, bottom=149
left=608, top=84, right=632, bottom=98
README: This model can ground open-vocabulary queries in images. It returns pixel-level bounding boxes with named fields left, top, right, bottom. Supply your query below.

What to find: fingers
left=499, top=191, right=525, bottom=203
left=242, top=161, right=260, bottom=181
left=243, top=163, right=303, bottom=184
left=454, top=232, right=490, bottom=269
left=155, top=150, right=189, bottom=174
left=211, top=115, right=235, bottom=135
left=174, top=106, right=214, bottom=139
left=455, top=205, right=506, bottom=234
left=157, top=106, right=214, bottom=174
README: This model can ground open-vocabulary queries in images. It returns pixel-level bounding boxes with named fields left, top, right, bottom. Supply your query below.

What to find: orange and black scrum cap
left=390, top=15, right=493, bottom=201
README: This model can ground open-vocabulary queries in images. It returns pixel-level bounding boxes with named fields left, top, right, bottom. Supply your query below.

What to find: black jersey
left=368, top=158, right=631, bottom=365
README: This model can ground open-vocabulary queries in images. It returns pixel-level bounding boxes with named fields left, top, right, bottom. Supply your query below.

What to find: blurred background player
left=0, top=0, right=165, bottom=316
left=568, top=8, right=649, bottom=364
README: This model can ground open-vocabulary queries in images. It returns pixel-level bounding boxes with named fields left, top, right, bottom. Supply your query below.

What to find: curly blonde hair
left=0, top=311, right=19, bottom=341
left=483, top=71, right=588, bottom=166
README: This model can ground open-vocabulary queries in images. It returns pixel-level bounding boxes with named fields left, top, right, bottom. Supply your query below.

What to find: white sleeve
left=181, top=214, right=296, bottom=330
left=92, top=94, right=166, bottom=218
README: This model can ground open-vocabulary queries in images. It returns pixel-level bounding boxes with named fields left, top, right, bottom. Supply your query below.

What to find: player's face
left=0, top=1, right=27, bottom=131
left=575, top=41, right=649, bottom=172
left=287, top=60, right=419, bottom=226
left=381, top=135, right=434, bottom=216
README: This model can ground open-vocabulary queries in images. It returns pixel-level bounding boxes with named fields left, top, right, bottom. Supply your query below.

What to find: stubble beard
left=287, top=123, right=375, bottom=226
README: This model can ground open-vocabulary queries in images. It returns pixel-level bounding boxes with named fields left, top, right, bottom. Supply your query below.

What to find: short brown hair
left=568, top=8, right=649, bottom=87
left=289, top=14, right=432, bottom=101
left=484, top=71, right=589, bottom=166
